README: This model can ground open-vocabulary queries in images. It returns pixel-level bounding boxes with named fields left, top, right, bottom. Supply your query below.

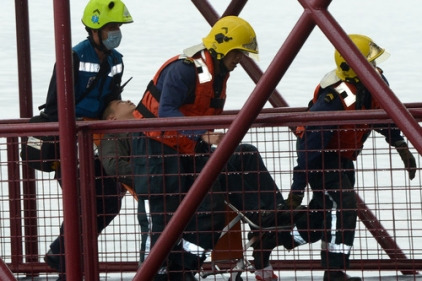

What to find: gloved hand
left=394, top=140, right=417, bottom=180
left=284, top=191, right=304, bottom=210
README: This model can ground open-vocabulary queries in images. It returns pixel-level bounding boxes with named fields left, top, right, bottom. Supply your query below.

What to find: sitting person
left=100, top=98, right=322, bottom=281
left=98, top=99, right=149, bottom=264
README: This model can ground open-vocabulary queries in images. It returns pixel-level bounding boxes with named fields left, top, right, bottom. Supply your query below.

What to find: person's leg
left=250, top=203, right=323, bottom=277
left=222, top=144, right=288, bottom=228
left=310, top=156, right=360, bottom=281
left=221, top=144, right=290, bottom=279
left=93, top=158, right=122, bottom=233
left=45, top=159, right=122, bottom=280
left=45, top=171, right=66, bottom=280
left=133, top=136, right=225, bottom=280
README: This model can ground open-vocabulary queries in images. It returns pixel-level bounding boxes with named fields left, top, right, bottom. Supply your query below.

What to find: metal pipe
left=14, top=0, right=39, bottom=268
left=15, top=0, right=33, bottom=118
left=79, top=130, right=100, bottom=281
left=0, top=258, right=16, bottom=281
left=52, top=0, right=82, bottom=280
left=7, top=137, right=23, bottom=268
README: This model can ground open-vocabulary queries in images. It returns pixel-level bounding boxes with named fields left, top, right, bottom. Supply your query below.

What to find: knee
left=236, top=143, right=258, bottom=153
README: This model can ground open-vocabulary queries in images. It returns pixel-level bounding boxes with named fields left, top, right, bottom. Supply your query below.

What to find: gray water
left=1, top=0, right=421, bottom=117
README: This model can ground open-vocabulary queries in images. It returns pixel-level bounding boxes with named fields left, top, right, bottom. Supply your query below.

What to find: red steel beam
left=8, top=259, right=422, bottom=274
left=15, top=0, right=33, bottom=118
left=52, top=0, right=82, bottom=280
left=0, top=258, right=16, bottom=281
left=14, top=0, right=39, bottom=267
left=7, top=137, right=23, bottom=269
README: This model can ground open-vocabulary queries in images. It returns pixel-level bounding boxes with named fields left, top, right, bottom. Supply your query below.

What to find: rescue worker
left=42, top=1, right=133, bottom=280
left=131, top=16, right=300, bottom=281
left=285, top=34, right=417, bottom=281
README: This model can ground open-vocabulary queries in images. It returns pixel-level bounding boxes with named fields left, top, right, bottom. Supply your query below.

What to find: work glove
left=284, top=191, right=304, bottom=210
left=394, top=140, right=417, bottom=180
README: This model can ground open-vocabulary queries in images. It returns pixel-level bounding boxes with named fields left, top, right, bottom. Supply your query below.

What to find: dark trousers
left=49, top=158, right=123, bottom=272
left=133, top=136, right=226, bottom=271
left=221, top=143, right=284, bottom=213
left=308, top=153, right=357, bottom=269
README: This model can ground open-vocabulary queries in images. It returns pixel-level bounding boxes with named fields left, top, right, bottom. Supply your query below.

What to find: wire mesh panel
left=0, top=120, right=421, bottom=280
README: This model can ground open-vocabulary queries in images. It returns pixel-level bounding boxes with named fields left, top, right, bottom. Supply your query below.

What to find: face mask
left=102, top=30, right=122, bottom=50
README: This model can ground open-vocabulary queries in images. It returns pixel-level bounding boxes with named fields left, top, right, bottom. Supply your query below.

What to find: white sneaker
left=255, top=265, right=278, bottom=281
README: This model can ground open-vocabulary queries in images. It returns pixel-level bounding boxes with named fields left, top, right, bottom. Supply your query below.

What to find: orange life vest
left=298, top=81, right=379, bottom=160
left=133, top=50, right=228, bottom=154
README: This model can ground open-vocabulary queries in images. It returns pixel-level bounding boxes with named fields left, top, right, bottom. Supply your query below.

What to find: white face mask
left=102, top=30, right=122, bottom=50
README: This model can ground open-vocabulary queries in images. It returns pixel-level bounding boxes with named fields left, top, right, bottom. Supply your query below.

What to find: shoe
left=255, top=264, right=278, bottom=281
left=56, top=275, right=66, bottom=281
left=44, top=249, right=66, bottom=280
left=44, top=249, right=63, bottom=272
left=250, top=203, right=299, bottom=229
left=323, top=271, right=362, bottom=281
left=256, top=272, right=278, bottom=281
left=249, top=232, right=277, bottom=270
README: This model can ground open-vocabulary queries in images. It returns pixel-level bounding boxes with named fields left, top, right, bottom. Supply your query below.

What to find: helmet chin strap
left=218, top=59, right=229, bottom=76
left=86, top=28, right=110, bottom=55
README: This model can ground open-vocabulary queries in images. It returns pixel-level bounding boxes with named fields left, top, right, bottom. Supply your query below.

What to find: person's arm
left=375, top=124, right=416, bottom=180
left=43, top=52, right=80, bottom=121
left=287, top=90, right=342, bottom=208
left=99, top=133, right=133, bottom=186
left=158, top=60, right=207, bottom=139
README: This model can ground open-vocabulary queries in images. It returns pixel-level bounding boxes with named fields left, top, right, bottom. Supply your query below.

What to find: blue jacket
left=291, top=77, right=405, bottom=192
left=43, top=39, right=124, bottom=120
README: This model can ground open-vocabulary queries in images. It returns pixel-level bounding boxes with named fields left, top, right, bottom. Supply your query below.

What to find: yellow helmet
left=334, top=34, right=390, bottom=80
left=202, top=16, right=258, bottom=60
left=82, top=0, right=133, bottom=30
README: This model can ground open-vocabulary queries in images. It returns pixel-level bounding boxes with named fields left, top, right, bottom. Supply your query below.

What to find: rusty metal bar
left=14, top=0, right=39, bottom=269
left=7, top=137, right=23, bottom=269
left=78, top=130, right=100, bottom=281
left=0, top=258, right=16, bottom=281
left=222, top=0, right=248, bottom=17
left=14, top=0, right=33, bottom=118
left=8, top=259, right=422, bottom=274
left=52, top=0, right=82, bottom=280
left=1, top=107, right=422, bottom=137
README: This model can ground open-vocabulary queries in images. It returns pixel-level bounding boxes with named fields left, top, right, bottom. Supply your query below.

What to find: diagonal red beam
left=0, top=258, right=16, bottom=281
left=299, top=0, right=422, bottom=155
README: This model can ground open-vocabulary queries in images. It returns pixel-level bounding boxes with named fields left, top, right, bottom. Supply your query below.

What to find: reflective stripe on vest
left=134, top=50, right=227, bottom=154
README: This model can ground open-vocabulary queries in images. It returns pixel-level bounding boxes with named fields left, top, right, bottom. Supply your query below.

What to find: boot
left=255, top=264, right=278, bottom=281
left=44, top=249, right=66, bottom=280
left=249, top=232, right=277, bottom=270
left=323, top=271, right=362, bottom=281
